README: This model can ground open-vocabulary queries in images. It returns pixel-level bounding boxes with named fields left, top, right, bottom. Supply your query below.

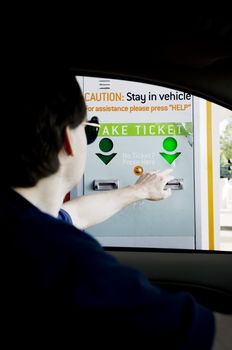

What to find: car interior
left=63, top=17, right=232, bottom=316
left=6, top=14, right=232, bottom=345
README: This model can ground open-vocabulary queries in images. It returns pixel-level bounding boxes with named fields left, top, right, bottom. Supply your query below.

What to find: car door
left=71, top=73, right=232, bottom=314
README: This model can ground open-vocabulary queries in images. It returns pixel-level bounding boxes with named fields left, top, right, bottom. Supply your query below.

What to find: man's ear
left=63, top=127, right=74, bottom=156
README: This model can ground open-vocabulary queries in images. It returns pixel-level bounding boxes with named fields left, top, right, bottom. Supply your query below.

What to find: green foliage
left=220, top=120, right=232, bottom=178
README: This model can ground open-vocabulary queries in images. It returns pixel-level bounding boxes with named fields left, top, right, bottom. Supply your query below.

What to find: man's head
left=3, top=69, right=87, bottom=188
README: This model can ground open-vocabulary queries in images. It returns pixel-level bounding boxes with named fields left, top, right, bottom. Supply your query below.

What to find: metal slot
left=93, top=180, right=119, bottom=191
left=164, top=178, right=184, bottom=190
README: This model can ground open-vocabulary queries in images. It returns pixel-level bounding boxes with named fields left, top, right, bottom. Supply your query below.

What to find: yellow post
left=207, top=101, right=215, bottom=250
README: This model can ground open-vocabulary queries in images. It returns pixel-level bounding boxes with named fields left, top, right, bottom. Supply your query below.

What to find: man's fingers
left=163, top=175, right=175, bottom=184
left=145, top=169, right=173, bottom=176
left=150, top=169, right=160, bottom=175
left=157, top=168, right=173, bottom=176
left=162, top=188, right=171, bottom=198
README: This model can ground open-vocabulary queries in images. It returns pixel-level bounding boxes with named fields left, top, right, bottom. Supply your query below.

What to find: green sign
left=98, top=122, right=192, bottom=137
left=160, top=137, right=181, bottom=164
left=96, top=138, right=117, bottom=165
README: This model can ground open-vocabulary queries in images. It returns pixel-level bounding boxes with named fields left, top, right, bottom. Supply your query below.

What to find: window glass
left=219, top=112, right=232, bottom=251
left=73, top=76, right=232, bottom=252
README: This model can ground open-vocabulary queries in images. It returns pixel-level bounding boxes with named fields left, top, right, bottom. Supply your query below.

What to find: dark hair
left=2, top=70, right=86, bottom=187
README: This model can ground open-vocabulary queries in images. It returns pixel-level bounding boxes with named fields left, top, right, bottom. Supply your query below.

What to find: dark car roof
left=8, top=16, right=232, bottom=109
left=67, top=16, right=232, bottom=109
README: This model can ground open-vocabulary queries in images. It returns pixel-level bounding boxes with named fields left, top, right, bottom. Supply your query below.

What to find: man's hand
left=63, top=168, right=174, bottom=229
left=132, top=169, right=174, bottom=201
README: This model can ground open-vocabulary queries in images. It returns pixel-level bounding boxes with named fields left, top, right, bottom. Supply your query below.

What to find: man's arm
left=62, top=169, right=173, bottom=229
left=212, top=313, right=232, bottom=350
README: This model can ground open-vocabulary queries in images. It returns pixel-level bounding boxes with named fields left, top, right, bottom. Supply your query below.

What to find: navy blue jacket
left=1, top=188, right=215, bottom=349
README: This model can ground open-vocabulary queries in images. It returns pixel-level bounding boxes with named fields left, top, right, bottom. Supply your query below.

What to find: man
left=1, top=70, right=217, bottom=348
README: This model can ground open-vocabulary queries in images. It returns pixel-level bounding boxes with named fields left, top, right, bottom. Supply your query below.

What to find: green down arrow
left=96, top=153, right=117, bottom=165
left=160, top=152, right=181, bottom=164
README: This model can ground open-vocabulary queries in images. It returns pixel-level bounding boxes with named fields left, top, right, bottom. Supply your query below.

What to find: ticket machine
left=74, top=76, right=197, bottom=249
